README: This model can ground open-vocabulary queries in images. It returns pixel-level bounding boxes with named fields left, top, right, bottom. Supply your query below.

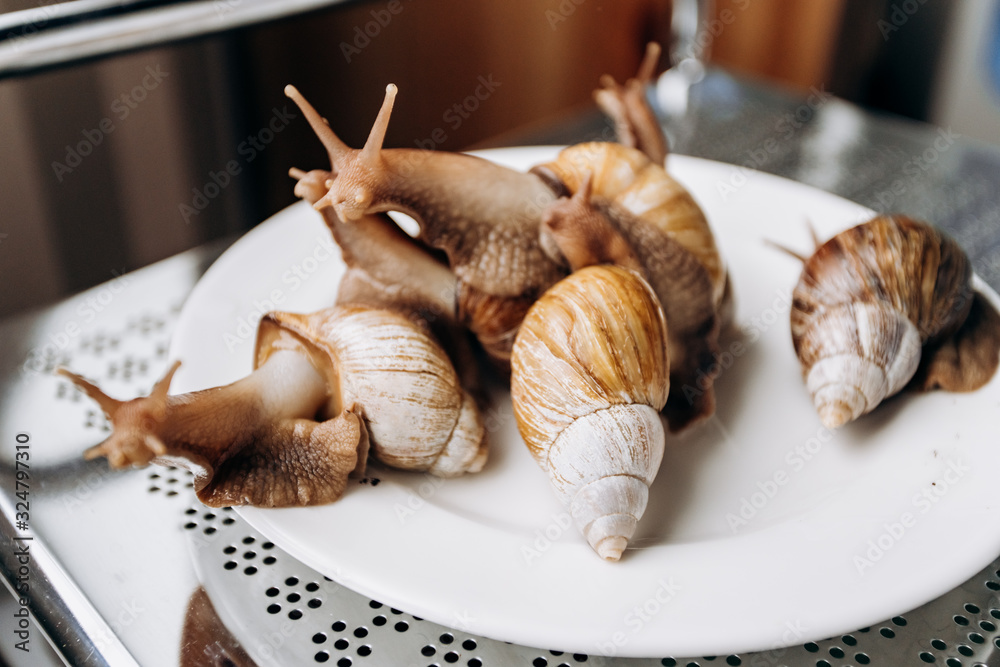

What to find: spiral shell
left=257, top=305, right=487, bottom=476
left=532, top=142, right=726, bottom=307
left=792, top=215, right=976, bottom=428
left=511, top=265, right=669, bottom=561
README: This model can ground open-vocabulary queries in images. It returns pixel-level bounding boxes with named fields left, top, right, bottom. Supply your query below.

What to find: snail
left=282, top=43, right=674, bottom=368
left=530, top=143, right=729, bottom=432
left=511, top=265, right=670, bottom=561
left=285, top=83, right=563, bottom=367
left=59, top=302, right=488, bottom=508
left=788, top=215, right=1000, bottom=428
left=593, top=41, right=669, bottom=165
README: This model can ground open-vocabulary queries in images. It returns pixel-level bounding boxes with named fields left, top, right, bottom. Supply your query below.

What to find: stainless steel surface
left=2, top=71, right=1000, bottom=665
left=0, top=0, right=351, bottom=78
left=188, top=504, right=1000, bottom=667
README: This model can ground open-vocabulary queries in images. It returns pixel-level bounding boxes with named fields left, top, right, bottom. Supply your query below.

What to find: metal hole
left=184, top=523, right=197, bottom=530
left=243, top=551, right=256, bottom=560
left=881, top=627, right=896, bottom=639
left=946, top=659, right=961, bottom=667
left=203, top=513, right=215, bottom=520
left=932, top=639, right=947, bottom=650
left=185, top=508, right=197, bottom=515
left=829, top=647, right=844, bottom=659
left=242, top=536, right=254, bottom=544
left=243, top=566, right=257, bottom=575
left=285, top=577, right=299, bottom=586
left=314, top=652, right=329, bottom=663
left=533, top=658, right=547, bottom=667
left=336, top=658, right=351, bottom=667
left=816, top=661, right=831, bottom=667
left=958, top=646, right=974, bottom=657
left=842, top=635, right=857, bottom=646
left=267, top=604, right=280, bottom=614
left=262, top=542, right=274, bottom=549
left=287, top=593, right=301, bottom=603
left=390, top=608, right=403, bottom=615
left=965, top=603, right=981, bottom=614
left=265, top=587, right=279, bottom=597
left=969, top=633, right=984, bottom=644
left=979, top=620, right=996, bottom=632
left=855, top=654, right=870, bottom=665
left=394, top=621, right=408, bottom=632
left=312, top=633, right=326, bottom=644
left=893, top=616, right=908, bottom=626
left=726, top=657, right=741, bottom=666
left=573, top=656, right=588, bottom=663
left=463, top=639, right=477, bottom=651
left=306, top=582, right=320, bottom=592
left=372, top=616, right=387, bottom=627
left=289, top=609, right=302, bottom=620
left=986, top=581, right=999, bottom=591
left=222, top=517, right=235, bottom=525
left=308, top=598, right=322, bottom=609
left=357, top=645, right=371, bottom=657
left=224, top=562, right=237, bottom=570
left=263, top=556, right=277, bottom=565
left=421, top=645, right=436, bottom=657
left=804, top=643, right=819, bottom=653
left=369, top=600, right=382, bottom=609
left=223, top=546, right=236, bottom=555
left=444, top=652, right=459, bottom=664
left=334, top=638, right=349, bottom=650
left=203, top=527, right=216, bottom=535
left=440, top=634, right=454, bottom=644
left=920, top=652, right=936, bottom=663
left=354, top=627, right=368, bottom=638
left=955, top=616, right=970, bottom=626
left=332, top=621, right=346, bottom=632
left=468, top=660, right=483, bottom=667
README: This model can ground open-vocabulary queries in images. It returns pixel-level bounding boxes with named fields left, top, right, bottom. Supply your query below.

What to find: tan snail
left=60, top=197, right=490, bottom=506
left=530, top=144, right=729, bottom=432
left=789, top=215, right=1000, bottom=428
left=59, top=301, right=487, bottom=508
left=284, top=43, right=685, bottom=370
left=511, top=265, right=670, bottom=561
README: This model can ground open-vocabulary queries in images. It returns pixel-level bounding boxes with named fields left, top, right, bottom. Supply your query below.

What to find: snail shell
left=258, top=305, right=488, bottom=476
left=532, top=142, right=726, bottom=307
left=791, top=215, right=1000, bottom=428
left=511, top=265, right=669, bottom=561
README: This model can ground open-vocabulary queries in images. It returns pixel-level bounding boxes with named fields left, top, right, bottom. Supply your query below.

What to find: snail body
left=511, top=265, right=670, bottom=561
left=792, top=215, right=1000, bottom=427
left=61, top=304, right=487, bottom=508
left=531, top=142, right=728, bottom=431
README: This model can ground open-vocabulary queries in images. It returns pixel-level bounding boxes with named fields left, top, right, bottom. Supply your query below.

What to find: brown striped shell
left=511, top=265, right=669, bottom=561
left=791, top=215, right=1000, bottom=428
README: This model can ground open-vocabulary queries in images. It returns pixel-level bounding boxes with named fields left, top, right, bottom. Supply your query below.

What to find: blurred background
left=0, top=0, right=998, bottom=318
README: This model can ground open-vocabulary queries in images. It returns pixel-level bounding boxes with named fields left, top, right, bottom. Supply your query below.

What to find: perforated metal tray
left=180, top=486, right=1000, bottom=667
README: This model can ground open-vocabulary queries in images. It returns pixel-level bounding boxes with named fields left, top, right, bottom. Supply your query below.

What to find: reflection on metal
left=0, top=0, right=349, bottom=78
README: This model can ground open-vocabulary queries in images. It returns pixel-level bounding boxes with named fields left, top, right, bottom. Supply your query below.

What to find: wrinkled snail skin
left=285, top=84, right=564, bottom=367
left=58, top=353, right=369, bottom=508
left=791, top=215, right=1000, bottom=428
left=257, top=306, right=488, bottom=477
left=60, top=305, right=488, bottom=508
left=593, top=42, right=669, bottom=166
left=511, top=266, right=670, bottom=561
left=532, top=143, right=727, bottom=432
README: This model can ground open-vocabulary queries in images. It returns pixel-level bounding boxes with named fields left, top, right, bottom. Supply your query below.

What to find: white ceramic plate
left=170, top=147, right=1000, bottom=658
